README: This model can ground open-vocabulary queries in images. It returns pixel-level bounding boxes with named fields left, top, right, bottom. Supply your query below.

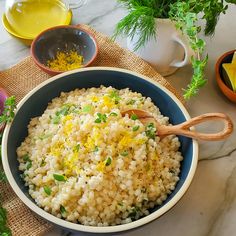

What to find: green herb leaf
left=109, top=90, right=121, bottom=104
left=56, top=105, right=70, bottom=116
left=22, top=154, right=30, bottom=162
left=43, top=186, right=52, bottom=196
left=52, top=115, right=61, bottom=124
left=120, top=150, right=129, bottom=157
left=82, top=105, right=93, bottom=113
left=132, top=125, right=140, bottom=131
left=0, top=206, right=7, bottom=225
left=95, top=118, right=101, bottom=123
left=105, top=156, right=112, bottom=166
left=145, top=123, right=156, bottom=139
left=40, top=158, right=46, bottom=167
left=73, top=144, right=80, bottom=152
left=95, top=113, right=107, bottom=123
left=39, top=133, right=52, bottom=140
left=131, top=114, right=138, bottom=120
left=126, top=99, right=136, bottom=105
left=60, top=205, right=66, bottom=215
left=129, top=206, right=141, bottom=219
left=26, top=161, right=32, bottom=170
left=53, top=174, right=66, bottom=182
left=94, top=146, right=99, bottom=152
left=0, top=198, right=11, bottom=235
left=109, top=112, right=118, bottom=116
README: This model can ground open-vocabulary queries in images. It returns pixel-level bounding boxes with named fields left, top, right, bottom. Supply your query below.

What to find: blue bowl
left=2, top=67, right=198, bottom=234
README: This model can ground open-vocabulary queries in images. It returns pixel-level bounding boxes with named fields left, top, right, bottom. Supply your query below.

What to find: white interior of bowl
left=2, top=67, right=198, bottom=233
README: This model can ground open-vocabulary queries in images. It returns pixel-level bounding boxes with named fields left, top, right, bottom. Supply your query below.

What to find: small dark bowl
left=31, top=25, right=98, bottom=75
left=215, top=49, right=236, bottom=103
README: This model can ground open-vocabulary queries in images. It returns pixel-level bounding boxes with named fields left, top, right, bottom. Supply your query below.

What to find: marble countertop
left=1, top=0, right=236, bottom=235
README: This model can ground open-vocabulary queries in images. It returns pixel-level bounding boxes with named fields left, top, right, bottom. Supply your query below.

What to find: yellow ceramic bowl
left=2, top=11, right=72, bottom=46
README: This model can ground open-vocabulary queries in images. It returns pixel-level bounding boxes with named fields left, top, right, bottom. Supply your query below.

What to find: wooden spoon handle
left=158, top=113, right=233, bottom=141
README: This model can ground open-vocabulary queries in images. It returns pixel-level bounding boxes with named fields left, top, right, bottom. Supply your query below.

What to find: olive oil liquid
left=6, top=0, right=70, bottom=38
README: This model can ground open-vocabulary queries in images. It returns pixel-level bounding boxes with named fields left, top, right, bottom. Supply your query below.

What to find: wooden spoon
left=121, top=109, right=233, bottom=141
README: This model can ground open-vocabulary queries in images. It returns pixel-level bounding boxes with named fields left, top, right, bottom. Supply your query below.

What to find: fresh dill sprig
left=113, top=6, right=156, bottom=51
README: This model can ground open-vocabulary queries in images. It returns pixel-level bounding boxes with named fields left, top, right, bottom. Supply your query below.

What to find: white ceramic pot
left=127, top=18, right=194, bottom=76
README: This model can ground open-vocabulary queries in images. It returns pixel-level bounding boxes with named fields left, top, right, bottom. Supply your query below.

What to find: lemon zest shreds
left=47, top=50, right=83, bottom=71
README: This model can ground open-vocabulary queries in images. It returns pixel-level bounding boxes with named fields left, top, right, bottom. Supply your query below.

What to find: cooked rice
left=17, top=86, right=183, bottom=226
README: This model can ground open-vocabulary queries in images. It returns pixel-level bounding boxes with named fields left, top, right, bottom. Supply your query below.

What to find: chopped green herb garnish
left=132, top=125, right=140, bottom=131
left=120, top=150, right=129, bottom=157
left=145, top=123, right=156, bottom=139
left=95, top=118, right=101, bottom=123
left=53, top=104, right=76, bottom=124
left=26, top=161, right=32, bottom=170
left=56, top=105, right=70, bottom=116
left=126, top=99, right=136, bottom=105
left=105, top=156, right=112, bottom=166
left=131, top=114, right=138, bottom=120
left=40, top=158, right=46, bottom=167
left=22, top=154, right=30, bottom=162
left=73, top=144, right=80, bottom=152
left=94, top=146, right=99, bottom=152
left=39, top=133, right=52, bottom=140
left=52, top=115, right=61, bottom=124
left=129, top=206, right=140, bottom=219
left=53, top=174, right=66, bottom=182
left=95, top=113, right=107, bottom=123
left=109, top=90, right=121, bottom=104
left=109, top=112, right=118, bottom=116
left=82, top=105, right=93, bottom=113
left=60, top=205, right=66, bottom=215
left=43, top=186, right=51, bottom=196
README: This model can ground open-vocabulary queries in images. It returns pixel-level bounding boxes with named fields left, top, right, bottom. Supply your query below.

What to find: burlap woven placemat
left=0, top=24, right=183, bottom=236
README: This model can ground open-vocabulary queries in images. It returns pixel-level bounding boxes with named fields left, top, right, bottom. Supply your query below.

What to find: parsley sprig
left=0, top=96, right=16, bottom=124
left=0, top=96, right=16, bottom=236
left=95, top=113, right=107, bottom=123
left=0, top=197, right=12, bottom=236
left=0, top=96, right=16, bottom=183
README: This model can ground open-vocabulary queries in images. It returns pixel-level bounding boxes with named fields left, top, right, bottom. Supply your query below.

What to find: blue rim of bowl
left=2, top=67, right=199, bottom=233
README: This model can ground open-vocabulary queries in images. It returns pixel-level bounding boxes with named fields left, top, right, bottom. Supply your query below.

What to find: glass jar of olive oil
left=5, top=0, right=86, bottom=38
